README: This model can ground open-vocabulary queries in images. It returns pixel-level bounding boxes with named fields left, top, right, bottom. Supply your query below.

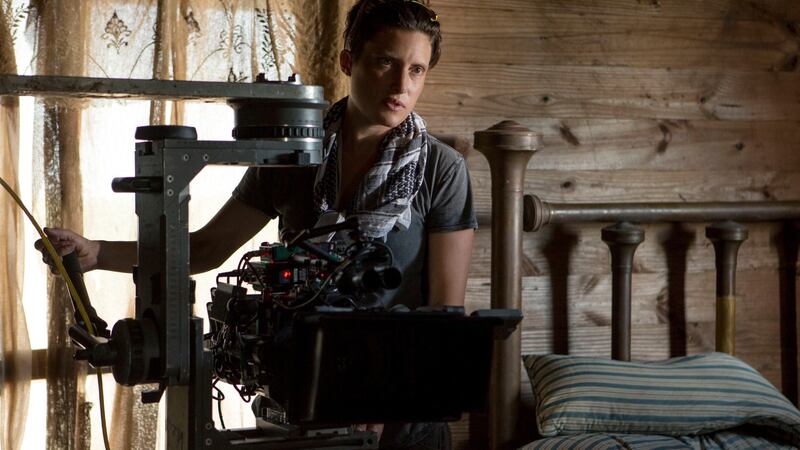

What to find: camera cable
left=0, top=175, right=112, bottom=450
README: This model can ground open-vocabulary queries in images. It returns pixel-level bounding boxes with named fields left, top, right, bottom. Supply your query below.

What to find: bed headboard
left=473, top=121, right=800, bottom=450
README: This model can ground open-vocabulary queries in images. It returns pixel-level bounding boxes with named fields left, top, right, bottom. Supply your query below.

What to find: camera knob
left=109, top=318, right=160, bottom=386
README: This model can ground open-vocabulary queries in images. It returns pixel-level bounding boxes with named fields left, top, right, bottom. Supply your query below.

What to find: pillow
left=519, top=431, right=800, bottom=450
left=519, top=433, right=689, bottom=450
left=523, top=352, right=800, bottom=442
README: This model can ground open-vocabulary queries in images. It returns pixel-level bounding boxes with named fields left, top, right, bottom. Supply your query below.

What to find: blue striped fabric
left=521, top=434, right=631, bottom=449
left=522, top=353, right=800, bottom=445
left=519, top=431, right=800, bottom=450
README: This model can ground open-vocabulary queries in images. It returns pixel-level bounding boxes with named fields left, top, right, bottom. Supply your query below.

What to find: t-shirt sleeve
left=427, top=156, right=479, bottom=233
left=232, top=167, right=280, bottom=219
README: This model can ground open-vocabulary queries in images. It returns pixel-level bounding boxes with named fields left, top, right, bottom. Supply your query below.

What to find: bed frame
left=473, top=120, right=800, bottom=450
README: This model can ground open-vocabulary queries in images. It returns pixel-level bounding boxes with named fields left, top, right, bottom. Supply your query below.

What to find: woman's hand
left=34, top=227, right=101, bottom=273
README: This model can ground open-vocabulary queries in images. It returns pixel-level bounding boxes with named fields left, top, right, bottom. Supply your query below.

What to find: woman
left=40, top=1, right=475, bottom=448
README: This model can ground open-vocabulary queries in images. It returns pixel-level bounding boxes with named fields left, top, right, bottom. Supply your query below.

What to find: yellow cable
left=97, top=374, right=111, bottom=450
left=0, top=175, right=112, bottom=450
left=0, top=176, right=94, bottom=334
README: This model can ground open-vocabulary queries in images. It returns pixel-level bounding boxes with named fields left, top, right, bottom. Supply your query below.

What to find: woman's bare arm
left=427, top=228, right=475, bottom=307
left=38, top=197, right=271, bottom=275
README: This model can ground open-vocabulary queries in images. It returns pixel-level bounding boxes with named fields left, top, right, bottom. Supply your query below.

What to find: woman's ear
left=339, top=49, right=353, bottom=76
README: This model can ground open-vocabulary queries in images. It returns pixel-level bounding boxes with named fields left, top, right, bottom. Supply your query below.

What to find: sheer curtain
left=2, top=0, right=353, bottom=448
left=0, top=2, right=32, bottom=450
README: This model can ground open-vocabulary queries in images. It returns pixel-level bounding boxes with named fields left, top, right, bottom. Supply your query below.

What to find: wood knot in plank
left=636, top=0, right=661, bottom=9
left=584, top=311, right=610, bottom=326
left=581, top=275, right=600, bottom=295
left=558, top=122, right=580, bottom=147
left=741, top=182, right=776, bottom=200
left=657, top=122, right=672, bottom=154
left=521, top=254, right=541, bottom=276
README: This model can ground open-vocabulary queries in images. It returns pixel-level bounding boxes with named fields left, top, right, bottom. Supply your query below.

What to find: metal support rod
left=601, top=223, right=645, bottom=361
left=524, top=194, right=800, bottom=232
left=0, top=74, right=323, bottom=102
left=474, top=121, right=540, bottom=450
left=706, top=222, right=748, bottom=355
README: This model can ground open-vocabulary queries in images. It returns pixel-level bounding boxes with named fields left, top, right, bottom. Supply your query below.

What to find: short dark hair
left=344, top=0, right=442, bottom=69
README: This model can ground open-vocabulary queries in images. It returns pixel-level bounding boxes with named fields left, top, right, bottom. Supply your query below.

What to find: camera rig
left=205, top=220, right=401, bottom=410
left=9, top=74, right=522, bottom=450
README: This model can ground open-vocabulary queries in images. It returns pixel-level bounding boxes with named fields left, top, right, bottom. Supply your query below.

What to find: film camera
left=61, top=76, right=520, bottom=450
left=206, top=220, right=402, bottom=417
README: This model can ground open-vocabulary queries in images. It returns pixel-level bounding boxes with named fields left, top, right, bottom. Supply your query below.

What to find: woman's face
left=340, top=27, right=433, bottom=132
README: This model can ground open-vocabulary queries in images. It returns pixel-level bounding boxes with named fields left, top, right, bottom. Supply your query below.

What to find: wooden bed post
left=601, top=222, right=645, bottom=361
left=474, top=121, right=540, bottom=450
left=778, top=221, right=800, bottom=406
left=706, top=221, right=748, bottom=355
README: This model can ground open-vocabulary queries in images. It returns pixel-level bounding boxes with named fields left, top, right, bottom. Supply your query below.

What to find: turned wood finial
left=473, top=121, right=541, bottom=450
left=523, top=194, right=551, bottom=232
left=706, top=221, right=748, bottom=355
left=474, top=120, right=541, bottom=154
left=602, top=222, right=645, bottom=361
left=778, top=221, right=800, bottom=406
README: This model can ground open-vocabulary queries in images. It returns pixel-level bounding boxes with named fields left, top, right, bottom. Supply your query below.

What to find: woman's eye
left=411, top=66, right=425, bottom=75
left=378, top=57, right=392, bottom=66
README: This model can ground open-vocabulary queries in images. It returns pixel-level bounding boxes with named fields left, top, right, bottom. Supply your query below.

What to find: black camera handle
left=62, top=251, right=111, bottom=339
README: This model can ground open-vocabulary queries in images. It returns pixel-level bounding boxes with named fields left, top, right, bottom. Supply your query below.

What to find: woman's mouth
left=383, top=98, right=405, bottom=112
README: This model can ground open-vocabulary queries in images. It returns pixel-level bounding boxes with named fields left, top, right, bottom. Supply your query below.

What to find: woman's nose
left=390, top=69, right=409, bottom=93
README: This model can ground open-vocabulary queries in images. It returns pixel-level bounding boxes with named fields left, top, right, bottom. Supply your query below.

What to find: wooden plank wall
left=415, top=1, right=800, bottom=448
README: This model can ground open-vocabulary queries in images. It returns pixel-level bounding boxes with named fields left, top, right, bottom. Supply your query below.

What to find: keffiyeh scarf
left=313, top=97, right=429, bottom=239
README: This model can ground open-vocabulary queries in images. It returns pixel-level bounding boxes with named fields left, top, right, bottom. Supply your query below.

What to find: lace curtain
left=1, top=0, right=353, bottom=448
left=0, top=2, right=31, bottom=450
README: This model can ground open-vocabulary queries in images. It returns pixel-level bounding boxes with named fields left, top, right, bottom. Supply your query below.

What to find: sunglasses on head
left=406, top=0, right=439, bottom=23
left=354, top=0, right=440, bottom=25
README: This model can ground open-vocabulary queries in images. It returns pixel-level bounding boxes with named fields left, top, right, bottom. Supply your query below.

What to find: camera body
left=206, top=237, right=401, bottom=416
left=198, top=229, right=522, bottom=432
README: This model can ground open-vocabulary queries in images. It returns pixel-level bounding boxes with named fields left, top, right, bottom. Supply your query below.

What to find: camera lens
left=378, top=267, right=402, bottom=290
left=360, top=269, right=383, bottom=292
left=339, top=265, right=402, bottom=295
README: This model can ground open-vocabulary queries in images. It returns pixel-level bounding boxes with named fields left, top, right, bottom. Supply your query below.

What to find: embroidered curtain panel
left=0, top=0, right=353, bottom=448
left=0, top=3, right=31, bottom=450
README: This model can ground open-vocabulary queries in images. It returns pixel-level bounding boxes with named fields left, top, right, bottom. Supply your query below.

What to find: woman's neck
left=341, top=104, right=390, bottom=155
left=334, top=104, right=391, bottom=210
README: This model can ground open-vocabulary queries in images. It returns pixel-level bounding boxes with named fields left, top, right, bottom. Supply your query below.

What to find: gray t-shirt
left=232, top=135, right=478, bottom=309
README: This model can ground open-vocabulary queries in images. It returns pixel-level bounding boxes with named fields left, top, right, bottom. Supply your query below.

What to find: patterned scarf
left=313, top=97, right=429, bottom=239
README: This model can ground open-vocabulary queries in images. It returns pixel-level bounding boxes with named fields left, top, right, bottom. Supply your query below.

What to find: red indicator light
left=281, top=270, right=292, bottom=280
